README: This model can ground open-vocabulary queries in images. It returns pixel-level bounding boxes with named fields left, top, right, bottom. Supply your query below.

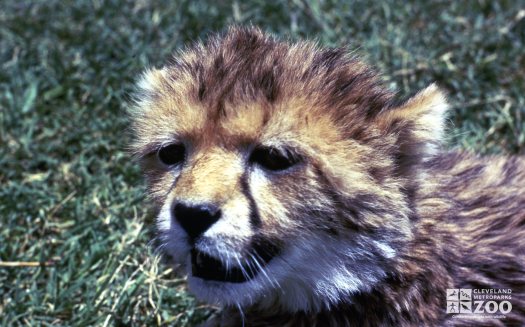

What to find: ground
left=1, top=1, right=524, bottom=325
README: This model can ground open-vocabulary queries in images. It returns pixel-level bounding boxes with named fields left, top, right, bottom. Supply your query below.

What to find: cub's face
left=130, top=27, right=447, bottom=311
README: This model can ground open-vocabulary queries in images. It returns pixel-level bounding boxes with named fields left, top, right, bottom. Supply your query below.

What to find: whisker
left=249, top=252, right=281, bottom=291
left=234, top=256, right=250, bottom=279
left=251, top=252, right=284, bottom=296
left=225, top=250, right=232, bottom=272
left=153, top=245, right=166, bottom=257
left=235, top=302, right=246, bottom=327
left=244, top=256, right=258, bottom=279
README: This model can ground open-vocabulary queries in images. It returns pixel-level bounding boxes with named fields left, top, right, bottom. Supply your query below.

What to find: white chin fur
left=184, top=235, right=393, bottom=312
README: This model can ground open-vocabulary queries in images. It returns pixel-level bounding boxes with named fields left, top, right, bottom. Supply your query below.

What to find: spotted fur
left=129, top=26, right=525, bottom=326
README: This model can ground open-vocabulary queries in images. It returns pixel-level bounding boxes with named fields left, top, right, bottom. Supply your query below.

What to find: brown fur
left=130, top=26, right=525, bottom=326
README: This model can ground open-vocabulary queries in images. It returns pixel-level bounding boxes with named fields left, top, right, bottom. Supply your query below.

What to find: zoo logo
left=446, top=289, right=512, bottom=315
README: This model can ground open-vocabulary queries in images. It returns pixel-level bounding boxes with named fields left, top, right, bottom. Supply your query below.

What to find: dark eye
left=157, top=143, right=185, bottom=166
left=250, top=147, right=299, bottom=171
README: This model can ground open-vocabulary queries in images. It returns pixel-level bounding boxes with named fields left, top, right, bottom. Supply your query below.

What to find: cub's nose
left=173, top=202, right=221, bottom=240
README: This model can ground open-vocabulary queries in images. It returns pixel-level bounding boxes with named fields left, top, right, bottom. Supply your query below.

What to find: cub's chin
left=180, top=235, right=395, bottom=313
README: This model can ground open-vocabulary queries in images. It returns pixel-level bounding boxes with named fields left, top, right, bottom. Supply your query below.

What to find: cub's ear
left=376, top=84, right=449, bottom=172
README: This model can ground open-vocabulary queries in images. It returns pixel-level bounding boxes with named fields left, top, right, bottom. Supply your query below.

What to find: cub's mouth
left=191, top=249, right=256, bottom=283
left=190, top=239, right=281, bottom=283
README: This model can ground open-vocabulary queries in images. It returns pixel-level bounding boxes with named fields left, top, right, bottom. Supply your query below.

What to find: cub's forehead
left=130, top=26, right=395, bottom=151
left=133, top=78, right=341, bottom=149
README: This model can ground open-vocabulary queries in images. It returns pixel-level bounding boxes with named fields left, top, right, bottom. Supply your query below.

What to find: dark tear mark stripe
left=163, top=171, right=181, bottom=205
left=240, top=172, right=262, bottom=229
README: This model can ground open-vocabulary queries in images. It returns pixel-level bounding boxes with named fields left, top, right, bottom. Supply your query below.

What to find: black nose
left=173, top=202, right=221, bottom=239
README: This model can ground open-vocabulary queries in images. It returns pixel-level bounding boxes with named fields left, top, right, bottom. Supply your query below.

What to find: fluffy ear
left=376, top=84, right=449, bottom=173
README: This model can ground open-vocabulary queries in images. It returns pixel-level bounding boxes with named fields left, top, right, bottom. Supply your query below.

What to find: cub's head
left=129, top=27, right=448, bottom=311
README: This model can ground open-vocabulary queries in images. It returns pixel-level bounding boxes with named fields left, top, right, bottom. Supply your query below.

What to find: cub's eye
left=157, top=143, right=185, bottom=166
left=250, top=147, right=299, bottom=171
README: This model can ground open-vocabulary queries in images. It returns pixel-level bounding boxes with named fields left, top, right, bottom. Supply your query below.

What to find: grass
left=1, top=0, right=524, bottom=325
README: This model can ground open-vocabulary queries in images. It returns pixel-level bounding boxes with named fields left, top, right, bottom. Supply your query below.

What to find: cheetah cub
left=130, top=27, right=525, bottom=326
